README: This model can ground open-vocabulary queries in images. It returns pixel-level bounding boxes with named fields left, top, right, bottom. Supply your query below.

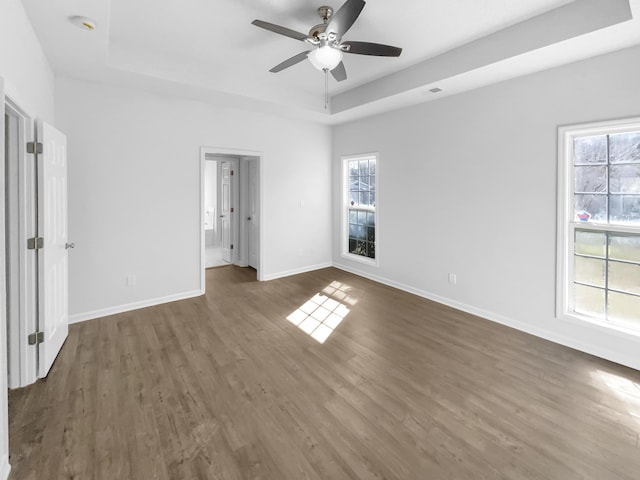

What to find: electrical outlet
left=448, top=273, right=457, bottom=285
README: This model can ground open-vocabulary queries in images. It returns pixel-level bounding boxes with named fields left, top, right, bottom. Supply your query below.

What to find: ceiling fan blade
left=252, top=19, right=309, bottom=42
left=341, top=41, right=402, bottom=57
left=327, top=0, right=366, bottom=37
left=269, top=51, right=311, bottom=73
left=331, top=61, right=347, bottom=82
left=331, top=62, right=347, bottom=82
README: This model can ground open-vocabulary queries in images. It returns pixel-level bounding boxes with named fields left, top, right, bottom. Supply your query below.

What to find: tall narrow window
left=342, top=153, right=377, bottom=265
left=558, top=118, right=640, bottom=333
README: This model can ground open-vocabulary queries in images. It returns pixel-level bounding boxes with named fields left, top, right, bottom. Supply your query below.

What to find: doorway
left=200, top=148, right=262, bottom=289
left=203, top=158, right=228, bottom=268
left=3, top=99, right=69, bottom=389
left=4, top=100, right=38, bottom=389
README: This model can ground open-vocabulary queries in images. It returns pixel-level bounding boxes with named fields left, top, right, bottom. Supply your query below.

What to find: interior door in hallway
left=37, top=120, right=69, bottom=378
left=248, top=159, right=258, bottom=269
left=220, top=161, right=232, bottom=263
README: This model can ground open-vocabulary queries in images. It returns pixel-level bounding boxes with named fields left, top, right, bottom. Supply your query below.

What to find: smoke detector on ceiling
left=70, top=16, right=97, bottom=31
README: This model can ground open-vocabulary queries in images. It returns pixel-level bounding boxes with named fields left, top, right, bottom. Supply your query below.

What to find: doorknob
left=247, top=216, right=252, bottom=221
left=65, top=242, right=75, bottom=249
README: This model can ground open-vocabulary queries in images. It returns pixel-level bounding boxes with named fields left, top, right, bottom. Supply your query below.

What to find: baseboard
left=261, top=262, right=332, bottom=281
left=0, top=455, right=10, bottom=480
left=333, top=262, right=640, bottom=371
left=69, top=289, right=204, bottom=324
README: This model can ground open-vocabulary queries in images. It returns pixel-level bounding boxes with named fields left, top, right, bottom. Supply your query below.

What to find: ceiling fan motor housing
left=318, top=6, right=333, bottom=22
left=310, top=6, right=334, bottom=39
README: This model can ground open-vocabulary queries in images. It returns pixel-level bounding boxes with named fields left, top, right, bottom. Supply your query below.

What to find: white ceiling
left=21, top=0, right=640, bottom=124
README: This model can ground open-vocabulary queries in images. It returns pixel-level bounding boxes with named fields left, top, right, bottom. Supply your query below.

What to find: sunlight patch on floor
left=287, top=282, right=353, bottom=343
left=591, top=369, right=640, bottom=424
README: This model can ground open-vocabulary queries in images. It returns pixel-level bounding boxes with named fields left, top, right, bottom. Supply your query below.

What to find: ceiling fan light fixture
left=308, top=45, right=343, bottom=71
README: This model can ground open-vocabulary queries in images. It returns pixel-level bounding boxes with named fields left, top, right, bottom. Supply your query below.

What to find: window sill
left=341, top=252, right=378, bottom=267
left=560, top=311, right=640, bottom=339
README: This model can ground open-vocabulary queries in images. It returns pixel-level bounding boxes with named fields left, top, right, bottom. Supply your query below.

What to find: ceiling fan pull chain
left=324, top=68, right=329, bottom=109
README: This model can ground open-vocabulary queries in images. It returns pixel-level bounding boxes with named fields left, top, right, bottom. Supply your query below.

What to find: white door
left=220, top=161, right=232, bottom=263
left=37, top=120, right=69, bottom=378
left=248, top=159, right=259, bottom=269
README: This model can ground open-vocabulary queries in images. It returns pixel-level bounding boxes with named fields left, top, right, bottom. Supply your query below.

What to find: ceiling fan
left=252, top=0, right=402, bottom=103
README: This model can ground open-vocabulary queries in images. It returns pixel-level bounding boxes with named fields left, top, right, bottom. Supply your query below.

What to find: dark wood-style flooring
left=8, top=266, right=640, bottom=479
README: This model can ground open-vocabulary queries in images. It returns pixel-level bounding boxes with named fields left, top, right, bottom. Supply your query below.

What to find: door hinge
left=230, top=207, right=234, bottom=213
left=27, top=237, right=44, bottom=250
left=230, top=244, right=234, bottom=250
left=28, top=331, right=45, bottom=346
left=27, top=141, right=43, bottom=154
left=230, top=170, right=234, bottom=176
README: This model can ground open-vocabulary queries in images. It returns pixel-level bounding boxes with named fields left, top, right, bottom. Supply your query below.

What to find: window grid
left=573, top=231, right=640, bottom=326
left=574, top=138, right=640, bottom=218
left=344, top=155, right=377, bottom=262
left=569, top=127, right=640, bottom=332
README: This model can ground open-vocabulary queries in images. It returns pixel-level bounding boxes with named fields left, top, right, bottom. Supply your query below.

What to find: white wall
left=55, top=77, right=332, bottom=321
left=0, top=0, right=54, bottom=123
left=332, top=45, right=640, bottom=371
left=0, top=0, right=56, bottom=477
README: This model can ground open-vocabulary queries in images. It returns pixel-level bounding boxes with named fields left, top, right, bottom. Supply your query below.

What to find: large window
left=342, top=153, right=377, bottom=265
left=558, top=118, right=640, bottom=333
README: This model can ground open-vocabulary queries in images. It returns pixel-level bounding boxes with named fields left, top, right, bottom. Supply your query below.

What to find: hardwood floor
left=8, top=266, right=640, bottom=479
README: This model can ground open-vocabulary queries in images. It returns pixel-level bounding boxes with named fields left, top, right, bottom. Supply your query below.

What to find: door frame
left=4, top=97, right=38, bottom=388
left=0, top=76, right=11, bottom=480
left=199, top=147, right=263, bottom=290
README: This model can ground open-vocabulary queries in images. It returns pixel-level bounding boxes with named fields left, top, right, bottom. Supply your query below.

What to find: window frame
left=341, top=152, right=379, bottom=267
left=557, top=117, right=640, bottom=335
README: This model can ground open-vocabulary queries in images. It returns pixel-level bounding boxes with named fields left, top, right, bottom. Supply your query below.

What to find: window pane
left=350, top=177, right=359, bottom=192
left=367, top=211, right=375, bottom=226
left=349, top=161, right=359, bottom=176
left=360, top=192, right=370, bottom=206
left=357, top=210, right=367, bottom=224
left=367, top=242, right=375, bottom=259
left=574, top=284, right=606, bottom=319
left=574, top=256, right=606, bottom=287
left=359, top=160, right=369, bottom=176
left=349, top=223, right=357, bottom=238
left=349, top=191, right=358, bottom=206
left=609, top=131, right=640, bottom=164
left=610, top=165, right=640, bottom=193
left=575, top=166, right=607, bottom=193
left=367, top=226, right=375, bottom=242
left=369, top=159, right=376, bottom=175
left=574, top=135, right=607, bottom=164
left=359, top=176, right=369, bottom=191
left=349, top=210, right=357, bottom=224
left=608, top=292, right=640, bottom=329
left=575, top=230, right=606, bottom=257
left=608, top=261, right=640, bottom=295
left=609, top=195, right=640, bottom=224
left=609, top=234, right=640, bottom=263
left=574, top=194, right=607, bottom=222
left=369, top=176, right=376, bottom=191
left=348, top=238, right=357, bottom=254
